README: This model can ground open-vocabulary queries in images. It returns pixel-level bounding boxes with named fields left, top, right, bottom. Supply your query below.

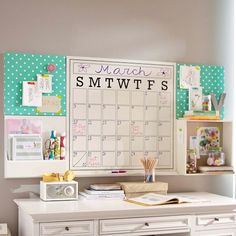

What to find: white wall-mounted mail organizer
left=3, top=52, right=230, bottom=178
left=3, top=52, right=67, bottom=178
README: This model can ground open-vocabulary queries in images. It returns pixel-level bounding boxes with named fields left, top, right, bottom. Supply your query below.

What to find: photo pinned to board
left=197, top=127, right=220, bottom=155
left=179, top=65, right=201, bottom=89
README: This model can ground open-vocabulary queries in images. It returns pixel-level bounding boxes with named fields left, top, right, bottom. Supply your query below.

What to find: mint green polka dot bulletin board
left=176, top=63, right=224, bottom=119
left=4, top=52, right=66, bottom=116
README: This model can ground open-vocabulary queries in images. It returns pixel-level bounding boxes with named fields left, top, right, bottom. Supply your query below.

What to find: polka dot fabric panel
left=4, top=52, right=66, bottom=116
left=176, top=63, right=224, bottom=119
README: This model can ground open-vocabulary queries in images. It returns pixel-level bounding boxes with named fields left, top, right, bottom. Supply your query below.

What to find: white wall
left=0, top=0, right=234, bottom=235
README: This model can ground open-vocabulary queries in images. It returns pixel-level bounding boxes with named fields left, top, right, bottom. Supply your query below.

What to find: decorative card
left=5, top=118, right=42, bottom=135
left=180, top=65, right=201, bottom=89
left=37, top=74, right=53, bottom=93
left=22, top=81, right=42, bottom=107
left=189, top=87, right=202, bottom=111
left=189, top=136, right=199, bottom=157
left=197, top=127, right=220, bottom=155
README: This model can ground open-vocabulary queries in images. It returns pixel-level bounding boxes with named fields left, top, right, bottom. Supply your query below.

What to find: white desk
left=15, top=192, right=236, bottom=236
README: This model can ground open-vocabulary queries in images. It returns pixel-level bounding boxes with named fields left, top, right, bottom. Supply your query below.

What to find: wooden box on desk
left=118, top=181, right=168, bottom=197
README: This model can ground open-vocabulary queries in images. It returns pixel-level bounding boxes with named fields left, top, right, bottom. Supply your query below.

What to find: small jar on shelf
left=186, top=149, right=198, bottom=174
left=207, top=147, right=225, bottom=166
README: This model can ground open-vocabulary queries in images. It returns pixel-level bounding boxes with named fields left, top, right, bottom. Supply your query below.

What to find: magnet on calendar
left=47, top=63, right=56, bottom=72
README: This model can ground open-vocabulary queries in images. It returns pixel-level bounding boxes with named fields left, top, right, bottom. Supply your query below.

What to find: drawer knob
left=214, top=217, right=219, bottom=221
left=144, top=222, right=149, bottom=227
left=65, top=226, right=70, bottom=231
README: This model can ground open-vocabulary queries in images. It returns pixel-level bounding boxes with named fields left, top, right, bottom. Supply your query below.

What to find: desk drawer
left=40, top=220, right=93, bottom=235
left=99, top=215, right=190, bottom=235
left=196, top=213, right=236, bottom=229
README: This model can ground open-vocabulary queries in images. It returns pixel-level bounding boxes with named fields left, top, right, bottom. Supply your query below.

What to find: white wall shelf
left=176, top=119, right=233, bottom=175
left=3, top=115, right=67, bottom=178
left=4, top=160, right=67, bottom=178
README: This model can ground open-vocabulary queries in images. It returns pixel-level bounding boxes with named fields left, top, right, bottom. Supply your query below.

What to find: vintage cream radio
left=40, top=181, right=78, bottom=201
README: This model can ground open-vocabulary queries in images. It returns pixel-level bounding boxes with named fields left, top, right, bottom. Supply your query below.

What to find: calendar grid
left=69, top=59, right=175, bottom=171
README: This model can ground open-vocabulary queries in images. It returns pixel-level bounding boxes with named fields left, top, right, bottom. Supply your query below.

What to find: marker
left=49, top=130, right=56, bottom=160
left=111, top=170, right=127, bottom=173
left=60, top=132, right=66, bottom=160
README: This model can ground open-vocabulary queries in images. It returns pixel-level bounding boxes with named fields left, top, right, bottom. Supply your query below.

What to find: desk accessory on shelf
left=207, top=147, right=225, bottom=166
left=44, top=131, right=66, bottom=160
left=186, top=149, right=198, bottom=174
left=211, top=92, right=226, bottom=116
left=202, top=95, right=211, bottom=111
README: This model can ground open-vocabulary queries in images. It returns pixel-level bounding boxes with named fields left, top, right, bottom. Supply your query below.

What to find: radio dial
left=64, top=186, right=75, bottom=197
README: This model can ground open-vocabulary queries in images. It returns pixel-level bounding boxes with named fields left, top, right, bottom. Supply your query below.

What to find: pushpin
left=47, top=63, right=56, bottom=73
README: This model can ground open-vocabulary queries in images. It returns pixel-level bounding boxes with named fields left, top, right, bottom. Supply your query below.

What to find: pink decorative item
left=47, top=63, right=56, bottom=72
left=6, top=118, right=42, bottom=135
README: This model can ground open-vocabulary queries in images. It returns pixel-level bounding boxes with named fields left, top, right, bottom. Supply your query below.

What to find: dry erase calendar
left=68, top=57, right=175, bottom=173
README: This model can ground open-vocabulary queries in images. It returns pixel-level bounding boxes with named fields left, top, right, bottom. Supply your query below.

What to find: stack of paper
left=183, top=110, right=220, bottom=120
left=90, top=183, right=121, bottom=190
left=79, top=183, right=125, bottom=200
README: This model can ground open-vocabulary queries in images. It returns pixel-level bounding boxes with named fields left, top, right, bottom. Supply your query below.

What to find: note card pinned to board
left=37, top=74, right=53, bottom=93
left=36, top=96, right=62, bottom=114
left=22, top=81, right=42, bottom=107
left=179, top=65, right=201, bottom=89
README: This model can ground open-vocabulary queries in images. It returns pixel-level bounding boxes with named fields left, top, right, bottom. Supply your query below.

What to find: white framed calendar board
left=67, top=57, right=176, bottom=175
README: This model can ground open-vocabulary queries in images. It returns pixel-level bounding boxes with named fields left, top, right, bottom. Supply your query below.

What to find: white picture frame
left=189, top=87, right=202, bottom=111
